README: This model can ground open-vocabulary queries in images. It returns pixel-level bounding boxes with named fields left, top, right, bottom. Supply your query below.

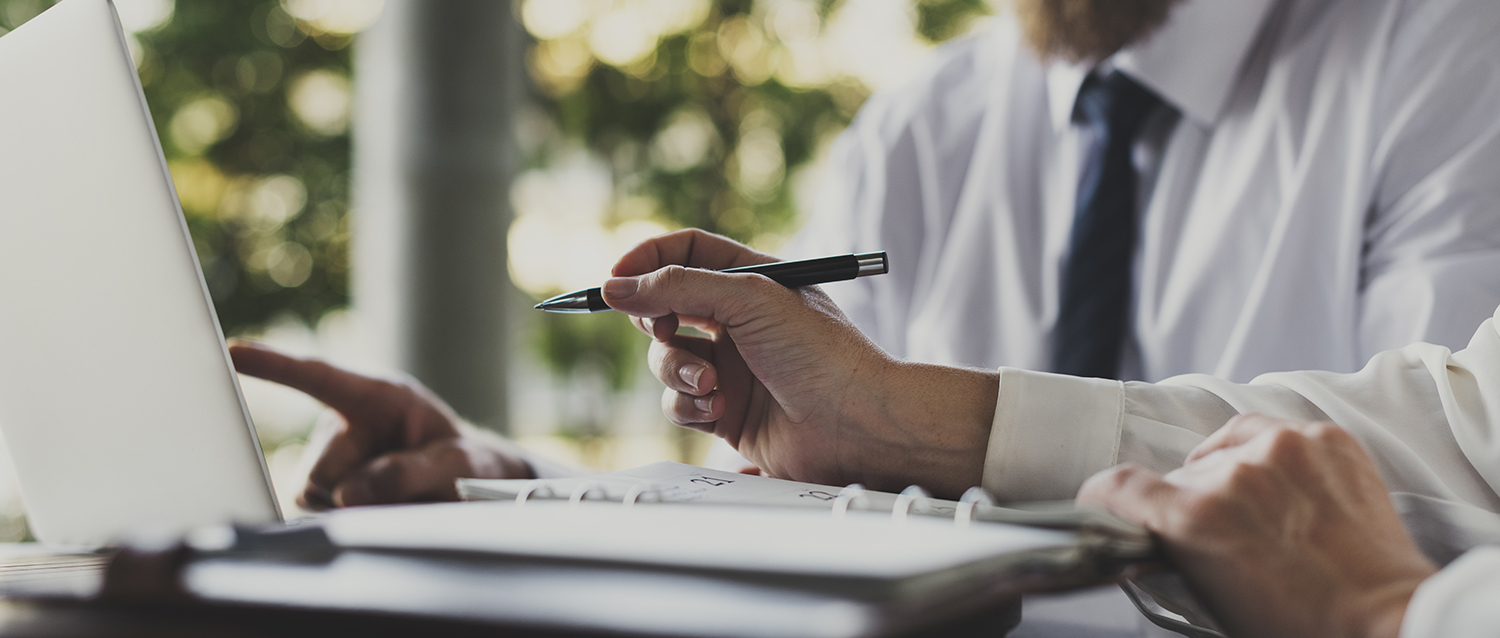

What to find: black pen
left=534, top=252, right=890, bottom=313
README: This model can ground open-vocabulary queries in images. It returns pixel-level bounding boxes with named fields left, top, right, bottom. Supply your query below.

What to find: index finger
left=611, top=229, right=778, bottom=277
left=1185, top=413, right=1302, bottom=464
left=229, top=340, right=378, bottom=414
left=1076, top=463, right=1182, bottom=532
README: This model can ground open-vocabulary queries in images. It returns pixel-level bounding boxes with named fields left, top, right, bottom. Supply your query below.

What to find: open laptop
left=0, top=0, right=281, bottom=548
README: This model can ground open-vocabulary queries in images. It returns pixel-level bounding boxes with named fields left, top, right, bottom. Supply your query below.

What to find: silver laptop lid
left=0, top=0, right=280, bottom=546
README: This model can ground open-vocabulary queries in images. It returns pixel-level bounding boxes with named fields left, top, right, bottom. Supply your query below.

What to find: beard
left=1014, top=0, right=1186, bottom=63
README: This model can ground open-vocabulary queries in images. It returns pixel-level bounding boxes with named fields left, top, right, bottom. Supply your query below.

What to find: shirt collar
left=1045, top=0, right=1277, bottom=131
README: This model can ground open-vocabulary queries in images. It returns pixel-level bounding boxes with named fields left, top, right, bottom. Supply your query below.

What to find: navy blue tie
left=1052, top=72, right=1165, bottom=379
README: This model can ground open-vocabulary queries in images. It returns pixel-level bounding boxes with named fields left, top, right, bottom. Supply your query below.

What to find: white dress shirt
left=777, top=0, right=1500, bottom=630
left=789, top=0, right=1500, bottom=383
left=984, top=303, right=1500, bottom=636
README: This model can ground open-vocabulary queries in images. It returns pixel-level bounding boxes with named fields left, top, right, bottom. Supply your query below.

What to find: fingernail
left=304, top=482, right=331, bottom=502
left=604, top=277, right=638, bottom=299
left=301, top=485, right=332, bottom=510
left=694, top=395, right=714, bottom=414
left=679, top=364, right=705, bottom=391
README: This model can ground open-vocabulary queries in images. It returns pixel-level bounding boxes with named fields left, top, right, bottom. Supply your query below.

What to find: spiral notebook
left=455, top=462, right=1225, bottom=637
left=458, top=461, right=1150, bottom=551
left=54, top=464, right=1221, bottom=638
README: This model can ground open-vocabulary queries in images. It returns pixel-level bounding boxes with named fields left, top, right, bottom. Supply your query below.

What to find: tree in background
left=0, top=0, right=374, bottom=534
left=0, top=0, right=995, bottom=474
left=510, top=0, right=995, bottom=462
left=0, top=0, right=368, bottom=338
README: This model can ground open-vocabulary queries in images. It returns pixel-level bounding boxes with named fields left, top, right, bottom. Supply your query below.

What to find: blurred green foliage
left=519, top=0, right=994, bottom=400
left=915, top=0, right=994, bottom=42
left=526, top=0, right=995, bottom=244
left=145, top=1, right=353, bottom=336
left=0, top=0, right=993, bottom=455
left=536, top=311, right=645, bottom=394
left=0, top=0, right=354, bottom=337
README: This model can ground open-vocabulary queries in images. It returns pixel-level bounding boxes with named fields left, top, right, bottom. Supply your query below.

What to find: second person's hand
left=1078, top=414, right=1436, bottom=638
left=229, top=341, right=537, bottom=509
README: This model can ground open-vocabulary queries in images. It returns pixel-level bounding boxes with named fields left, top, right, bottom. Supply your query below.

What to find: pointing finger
left=229, top=340, right=383, bottom=416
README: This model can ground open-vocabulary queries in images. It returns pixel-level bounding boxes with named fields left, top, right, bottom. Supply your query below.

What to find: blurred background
left=0, top=0, right=995, bottom=538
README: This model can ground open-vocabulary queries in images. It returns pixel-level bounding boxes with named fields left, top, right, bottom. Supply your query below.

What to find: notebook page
left=321, top=501, right=1081, bottom=583
left=458, top=461, right=953, bottom=515
left=458, top=462, right=1151, bottom=547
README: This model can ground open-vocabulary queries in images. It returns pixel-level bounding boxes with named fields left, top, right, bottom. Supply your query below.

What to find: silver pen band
left=855, top=252, right=888, bottom=277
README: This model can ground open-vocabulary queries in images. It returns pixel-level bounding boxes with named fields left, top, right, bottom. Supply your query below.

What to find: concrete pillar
left=353, top=0, right=522, bottom=433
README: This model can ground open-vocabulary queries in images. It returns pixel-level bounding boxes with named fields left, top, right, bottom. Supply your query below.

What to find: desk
left=0, top=548, right=1029, bottom=638
left=0, top=548, right=1184, bottom=637
left=0, top=598, right=1023, bottom=638
left=0, top=593, right=1192, bottom=638
left=1015, top=586, right=1184, bottom=637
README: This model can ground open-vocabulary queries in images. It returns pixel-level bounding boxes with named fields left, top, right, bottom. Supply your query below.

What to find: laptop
left=0, top=0, right=281, bottom=548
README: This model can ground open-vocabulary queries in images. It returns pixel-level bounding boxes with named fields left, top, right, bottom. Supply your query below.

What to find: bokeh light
left=169, top=94, right=239, bottom=155
left=280, top=0, right=384, bottom=36
left=520, top=0, right=588, bottom=41
left=649, top=107, right=719, bottom=172
left=247, top=174, right=309, bottom=229
left=588, top=6, right=655, bottom=66
left=507, top=149, right=674, bottom=297
left=287, top=69, right=352, bottom=136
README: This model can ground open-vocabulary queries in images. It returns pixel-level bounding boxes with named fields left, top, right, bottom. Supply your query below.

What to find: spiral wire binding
left=955, top=486, right=995, bottom=527
left=513, top=481, right=558, bottom=507
left=622, top=482, right=665, bottom=508
left=521, top=478, right=1002, bottom=529
left=568, top=481, right=611, bottom=505
left=831, top=484, right=870, bottom=517
left=891, top=486, right=932, bottom=523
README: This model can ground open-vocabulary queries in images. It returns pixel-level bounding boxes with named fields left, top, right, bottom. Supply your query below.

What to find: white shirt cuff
left=1401, top=547, right=1500, bottom=637
left=983, top=368, right=1125, bottom=501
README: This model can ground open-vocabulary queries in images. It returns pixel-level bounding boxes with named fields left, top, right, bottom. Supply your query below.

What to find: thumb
left=333, top=441, right=466, bottom=506
left=602, top=265, right=796, bottom=328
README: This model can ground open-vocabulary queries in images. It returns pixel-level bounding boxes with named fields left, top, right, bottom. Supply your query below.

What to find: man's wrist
left=840, top=357, right=998, bottom=497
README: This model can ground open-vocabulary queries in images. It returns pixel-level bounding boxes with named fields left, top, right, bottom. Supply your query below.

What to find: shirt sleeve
left=984, top=306, right=1500, bottom=512
left=1400, top=547, right=1500, bottom=637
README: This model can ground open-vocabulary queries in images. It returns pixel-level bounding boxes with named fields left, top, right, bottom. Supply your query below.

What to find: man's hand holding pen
left=603, top=229, right=998, bottom=497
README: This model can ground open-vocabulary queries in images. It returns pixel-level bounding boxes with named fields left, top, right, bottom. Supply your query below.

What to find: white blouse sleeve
left=1400, top=547, right=1500, bottom=637
left=983, top=306, right=1500, bottom=520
